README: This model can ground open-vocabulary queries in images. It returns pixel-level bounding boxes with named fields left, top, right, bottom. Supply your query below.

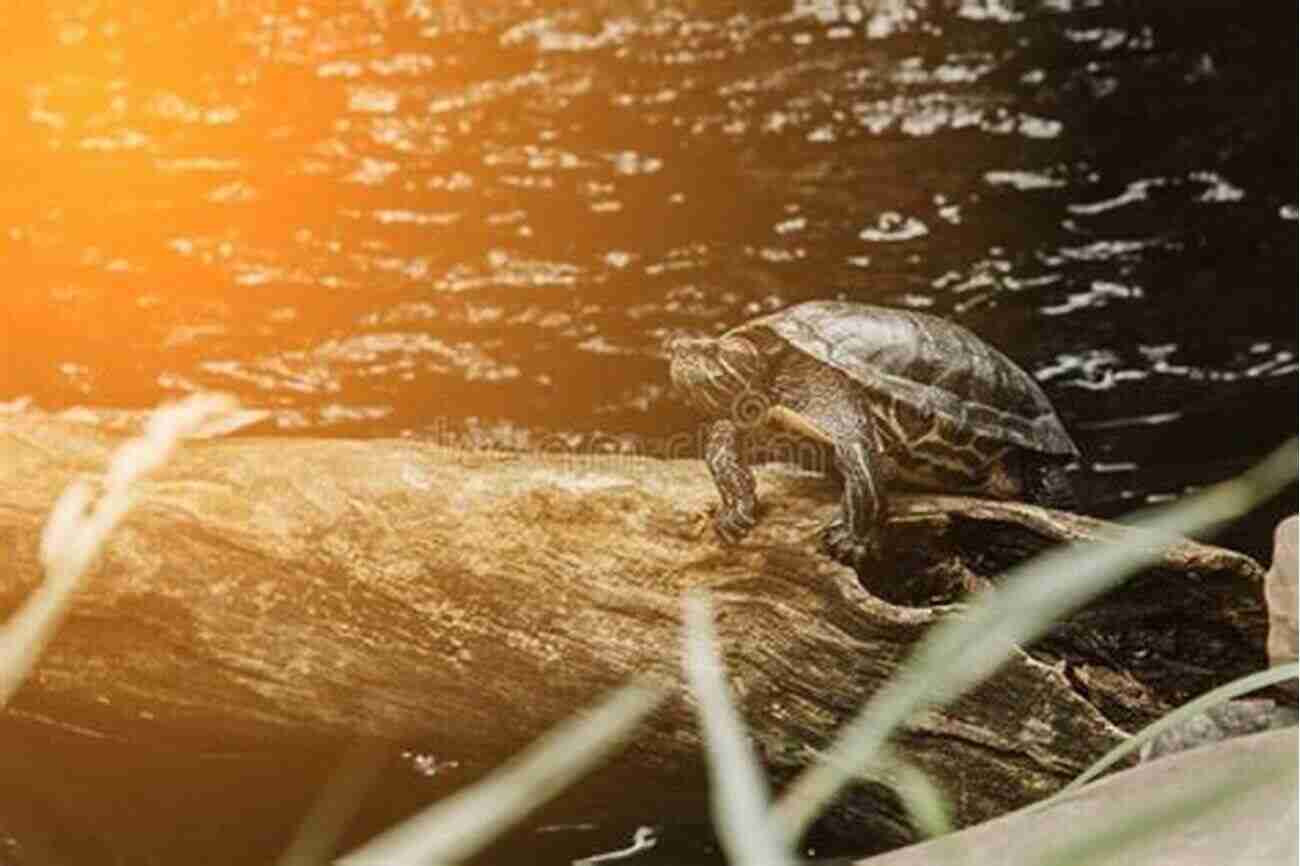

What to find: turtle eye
left=718, top=336, right=757, bottom=360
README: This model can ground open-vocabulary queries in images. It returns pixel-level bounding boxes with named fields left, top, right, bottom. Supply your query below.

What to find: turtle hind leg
left=1023, top=453, right=1078, bottom=512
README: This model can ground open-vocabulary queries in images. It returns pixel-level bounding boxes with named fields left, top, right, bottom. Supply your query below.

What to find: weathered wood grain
left=0, top=414, right=1269, bottom=849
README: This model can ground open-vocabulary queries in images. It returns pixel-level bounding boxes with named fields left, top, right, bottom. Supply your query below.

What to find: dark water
left=1, top=0, right=1296, bottom=862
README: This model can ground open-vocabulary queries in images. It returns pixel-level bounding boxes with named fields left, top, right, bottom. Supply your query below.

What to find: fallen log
left=0, top=412, right=1271, bottom=853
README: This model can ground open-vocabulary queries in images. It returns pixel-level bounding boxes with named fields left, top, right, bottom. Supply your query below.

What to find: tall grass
left=683, top=591, right=795, bottom=866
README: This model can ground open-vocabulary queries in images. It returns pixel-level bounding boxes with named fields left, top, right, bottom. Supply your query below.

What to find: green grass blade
left=802, top=743, right=953, bottom=840
left=881, top=752, right=952, bottom=839
left=336, top=680, right=664, bottom=866
left=683, top=591, right=796, bottom=866
left=0, top=482, right=96, bottom=706
left=772, top=437, right=1297, bottom=841
left=0, top=394, right=237, bottom=706
left=276, top=739, right=389, bottom=866
left=1052, top=662, right=1298, bottom=798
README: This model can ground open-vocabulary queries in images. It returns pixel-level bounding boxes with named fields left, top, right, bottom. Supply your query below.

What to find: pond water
left=1, top=0, right=1295, bottom=862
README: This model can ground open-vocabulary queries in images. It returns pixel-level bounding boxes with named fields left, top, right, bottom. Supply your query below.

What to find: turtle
left=667, top=300, right=1080, bottom=568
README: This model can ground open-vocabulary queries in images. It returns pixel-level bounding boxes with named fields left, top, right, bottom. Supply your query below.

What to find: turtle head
left=667, top=333, right=766, bottom=419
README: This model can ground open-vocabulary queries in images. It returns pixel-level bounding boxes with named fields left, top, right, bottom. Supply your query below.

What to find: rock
left=1266, top=515, right=1298, bottom=695
left=1139, top=699, right=1297, bottom=762
left=850, top=728, right=1298, bottom=866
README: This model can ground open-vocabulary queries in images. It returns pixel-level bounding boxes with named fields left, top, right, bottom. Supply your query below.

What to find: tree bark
left=0, top=413, right=1270, bottom=851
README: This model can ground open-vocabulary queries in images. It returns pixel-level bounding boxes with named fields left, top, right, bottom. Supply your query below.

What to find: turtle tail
left=1024, top=454, right=1079, bottom=513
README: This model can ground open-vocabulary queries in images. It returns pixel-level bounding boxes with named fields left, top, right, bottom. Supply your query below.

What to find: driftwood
left=0, top=413, right=1272, bottom=854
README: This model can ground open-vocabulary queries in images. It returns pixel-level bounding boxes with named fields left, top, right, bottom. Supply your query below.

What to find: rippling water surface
left=1, top=0, right=1295, bottom=861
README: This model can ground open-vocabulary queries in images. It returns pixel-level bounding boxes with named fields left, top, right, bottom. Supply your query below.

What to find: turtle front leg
left=821, top=438, right=887, bottom=569
left=704, top=419, right=757, bottom=544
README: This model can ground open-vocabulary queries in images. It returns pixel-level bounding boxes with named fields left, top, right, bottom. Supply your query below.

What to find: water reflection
left=4, top=0, right=1293, bottom=477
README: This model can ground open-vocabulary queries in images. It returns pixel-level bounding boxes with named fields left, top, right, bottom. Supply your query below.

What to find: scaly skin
left=703, top=419, right=757, bottom=543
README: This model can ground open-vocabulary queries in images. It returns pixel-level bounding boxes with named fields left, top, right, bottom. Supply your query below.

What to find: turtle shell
left=733, top=301, right=1079, bottom=456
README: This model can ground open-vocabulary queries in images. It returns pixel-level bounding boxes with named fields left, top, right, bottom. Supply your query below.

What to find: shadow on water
left=0, top=0, right=1295, bottom=862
